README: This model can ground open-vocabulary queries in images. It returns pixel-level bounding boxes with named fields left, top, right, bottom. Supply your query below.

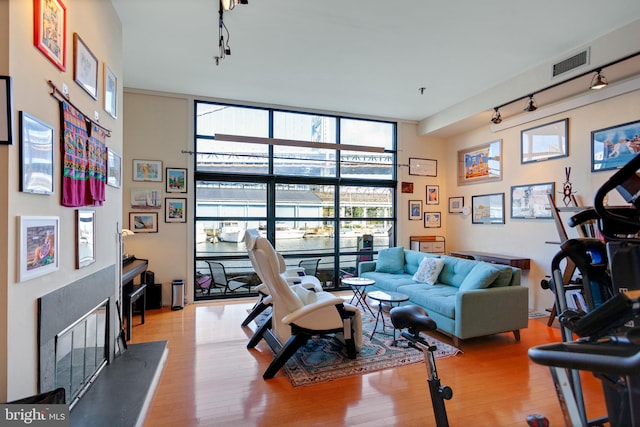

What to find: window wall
left=194, top=102, right=397, bottom=300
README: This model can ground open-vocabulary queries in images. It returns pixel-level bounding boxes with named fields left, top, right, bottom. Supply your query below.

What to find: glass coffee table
left=342, top=277, right=376, bottom=317
left=367, top=290, right=409, bottom=345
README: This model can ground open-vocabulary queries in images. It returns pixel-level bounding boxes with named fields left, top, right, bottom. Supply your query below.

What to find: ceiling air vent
left=552, top=49, right=589, bottom=77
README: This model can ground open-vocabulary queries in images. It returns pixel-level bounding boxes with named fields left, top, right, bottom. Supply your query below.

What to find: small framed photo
left=107, top=148, right=122, bottom=188
left=448, top=196, right=464, bottom=213
left=166, top=168, right=187, bottom=193
left=426, top=185, right=439, bottom=205
left=104, top=63, right=117, bottom=119
left=521, top=118, right=568, bottom=164
left=409, top=157, right=437, bottom=176
left=130, top=212, right=158, bottom=233
left=33, top=0, right=67, bottom=71
left=20, top=111, right=54, bottom=194
left=409, top=200, right=422, bottom=220
left=76, top=209, right=96, bottom=268
left=73, top=33, right=98, bottom=100
left=401, top=182, right=414, bottom=193
left=0, top=76, right=14, bottom=144
left=511, top=182, right=555, bottom=219
left=133, top=159, right=163, bottom=182
left=130, top=188, right=162, bottom=209
left=19, top=216, right=59, bottom=281
left=457, top=140, right=502, bottom=185
left=472, top=193, right=505, bottom=224
left=424, top=212, right=441, bottom=228
left=591, top=120, right=640, bottom=171
left=165, top=198, right=187, bottom=223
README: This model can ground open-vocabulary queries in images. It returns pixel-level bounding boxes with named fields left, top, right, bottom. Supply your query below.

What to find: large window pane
left=340, top=118, right=394, bottom=180
left=273, top=112, right=337, bottom=177
left=196, top=103, right=268, bottom=137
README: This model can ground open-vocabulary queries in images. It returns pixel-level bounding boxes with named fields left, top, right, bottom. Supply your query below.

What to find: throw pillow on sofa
left=459, top=262, right=501, bottom=291
left=375, top=246, right=405, bottom=274
left=412, top=256, right=446, bottom=285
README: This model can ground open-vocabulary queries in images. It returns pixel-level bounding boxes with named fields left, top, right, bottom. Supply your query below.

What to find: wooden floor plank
left=132, top=299, right=607, bottom=426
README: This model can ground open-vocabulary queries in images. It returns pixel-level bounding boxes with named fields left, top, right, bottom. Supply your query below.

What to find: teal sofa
left=358, top=247, right=528, bottom=347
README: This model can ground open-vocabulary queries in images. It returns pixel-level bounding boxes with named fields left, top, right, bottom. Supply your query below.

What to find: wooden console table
left=449, top=251, right=530, bottom=270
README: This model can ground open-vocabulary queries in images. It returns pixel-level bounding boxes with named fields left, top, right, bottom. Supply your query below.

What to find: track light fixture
left=590, top=69, right=608, bottom=90
left=524, top=94, right=537, bottom=112
left=491, top=107, right=502, bottom=124
left=214, top=0, right=248, bottom=66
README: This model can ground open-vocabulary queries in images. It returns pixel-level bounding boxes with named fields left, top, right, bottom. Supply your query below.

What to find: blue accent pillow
left=375, top=246, right=405, bottom=274
left=459, top=262, right=501, bottom=291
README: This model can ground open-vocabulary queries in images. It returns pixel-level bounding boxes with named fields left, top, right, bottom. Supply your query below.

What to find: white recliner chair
left=241, top=243, right=323, bottom=327
left=245, top=229, right=362, bottom=380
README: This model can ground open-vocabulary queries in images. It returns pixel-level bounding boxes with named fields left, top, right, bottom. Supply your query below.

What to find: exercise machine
left=390, top=305, right=453, bottom=427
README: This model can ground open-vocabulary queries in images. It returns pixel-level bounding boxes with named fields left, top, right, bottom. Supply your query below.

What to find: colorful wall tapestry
left=60, top=101, right=107, bottom=206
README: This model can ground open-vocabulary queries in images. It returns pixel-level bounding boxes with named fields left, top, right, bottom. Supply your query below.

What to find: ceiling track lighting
left=590, top=69, right=608, bottom=90
left=214, top=0, right=248, bottom=66
left=524, top=95, right=537, bottom=112
left=491, top=107, right=502, bottom=124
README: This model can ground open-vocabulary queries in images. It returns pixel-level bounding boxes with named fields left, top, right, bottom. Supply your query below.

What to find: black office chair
left=298, top=258, right=320, bottom=278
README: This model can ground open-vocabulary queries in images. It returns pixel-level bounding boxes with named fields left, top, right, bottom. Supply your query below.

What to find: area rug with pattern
left=254, top=306, right=462, bottom=387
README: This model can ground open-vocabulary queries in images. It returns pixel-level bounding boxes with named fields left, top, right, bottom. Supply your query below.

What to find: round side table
left=342, top=277, right=376, bottom=317
left=367, top=290, right=409, bottom=344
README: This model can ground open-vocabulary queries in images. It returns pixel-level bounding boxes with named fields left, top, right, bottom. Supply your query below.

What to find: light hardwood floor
left=132, top=299, right=606, bottom=427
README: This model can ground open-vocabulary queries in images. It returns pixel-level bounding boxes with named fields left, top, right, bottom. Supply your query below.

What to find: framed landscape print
left=33, top=0, right=67, bottom=71
left=129, top=212, right=158, bottom=233
left=511, top=182, right=555, bottom=219
left=19, top=216, right=59, bottom=281
left=591, top=120, right=640, bottom=171
left=424, top=212, right=441, bottom=228
left=165, top=198, right=187, bottom=223
left=471, top=193, right=505, bottom=224
left=73, top=33, right=98, bottom=99
left=104, top=63, right=117, bottom=119
left=521, top=119, right=568, bottom=164
left=166, top=168, right=187, bottom=193
left=130, top=188, right=162, bottom=209
left=20, top=111, right=54, bottom=194
left=133, top=159, right=163, bottom=181
left=457, top=140, right=502, bottom=185
left=409, top=200, right=422, bottom=220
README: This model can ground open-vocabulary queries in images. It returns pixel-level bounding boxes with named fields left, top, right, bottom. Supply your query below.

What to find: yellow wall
left=2, top=0, right=122, bottom=401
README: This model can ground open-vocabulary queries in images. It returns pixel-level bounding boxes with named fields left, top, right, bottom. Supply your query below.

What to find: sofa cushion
left=375, top=246, right=405, bottom=274
left=438, top=256, right=478, bottom=288
left=413, top=257, right=446, bottom=285
left=404, top=249, right=438, bottom=275
left=397, top=283, right=457, bottom=318
left=459, top=262, right=501, bottom=291
left=492, top=265, right=514, bottom=287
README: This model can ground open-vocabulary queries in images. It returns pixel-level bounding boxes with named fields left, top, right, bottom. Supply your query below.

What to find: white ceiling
left=111, top=0, right=640, bottom=134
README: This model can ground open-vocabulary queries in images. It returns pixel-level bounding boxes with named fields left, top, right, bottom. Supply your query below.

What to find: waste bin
left=171, top=279, right=184, bottom=310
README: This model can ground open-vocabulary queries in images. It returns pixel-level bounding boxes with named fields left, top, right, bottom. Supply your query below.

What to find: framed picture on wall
left=510, top=182, right=555, bottom=219
left=130, top=212, right=158, bottom=233
left=426, top=185, right=439, bottom=205
left=76, top=209, right=96, bottom=268
left=166, top=168, right=187, bottom=193
left=107, top=148, right=122, bottom=188
left=424, top=212, right=441, bottom=228
left=457, top=140, right=502, bottom=185
left=448, top=196, right=464, bottom=213
left=104, top=63, right=117, bottom=119
left=33, top=0, right=67, bottom=71
left=0, top=76, right=14, bottom=144
left=133, top=159, right=163, bottom=181
left=471, top=193, right=505, bottom=224
left=409, top=157, right=437, bottom=176
left=165, top=198, right=187, bottom=223
left=521, top=118, right=568, bottom=164
left=591, top=120, right=640, bottom=171
left=73, top=33, right=98, bottom=99
left=19, top=216, right=59, bottom=281
left=409, top=200, right=422, bottom=220
left=20, top=111, right=54, bottom=194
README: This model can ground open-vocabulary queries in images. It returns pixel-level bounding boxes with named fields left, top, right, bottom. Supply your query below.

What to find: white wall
left=442, top=89, right=640, bottom=314
left=2, top=0, right=122, bottom=401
